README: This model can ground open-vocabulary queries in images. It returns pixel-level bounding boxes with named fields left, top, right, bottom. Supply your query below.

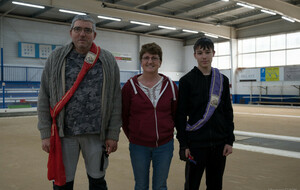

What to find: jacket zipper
left=132, top=79, right=170, bottom=147
left=154, top=106, right=159, bottom=147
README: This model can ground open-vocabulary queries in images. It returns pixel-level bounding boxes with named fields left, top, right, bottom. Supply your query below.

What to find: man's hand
left=105, top=139, right=118, bottom=155
left=223, top=144, right=233, bottom=156
left=42, top=138, right=50, bottom=153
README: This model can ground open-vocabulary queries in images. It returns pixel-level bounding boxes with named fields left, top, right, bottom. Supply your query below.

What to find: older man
left=37, top=15, right=122, bottom=190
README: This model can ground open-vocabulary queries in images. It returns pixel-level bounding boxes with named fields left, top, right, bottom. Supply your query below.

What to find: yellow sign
left=266, top=67, right=279, bottom=81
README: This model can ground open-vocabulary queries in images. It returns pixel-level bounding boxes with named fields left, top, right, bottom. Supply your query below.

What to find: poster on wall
left=261, top=67, right=279, bottom=81
left=284, top=66, right=300, bottom=81
left=113, top=53, right=132, bottom=64
left=18, top=42, right=61, bottom=59
left=237, top=68, right=259, bottom=82
left=19, top=42, right=36, bottom=58
left=39, top=44, right=52, bottom=58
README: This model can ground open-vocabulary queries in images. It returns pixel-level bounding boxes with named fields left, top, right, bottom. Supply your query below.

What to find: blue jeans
left=129, top=140, right=174, bottom=190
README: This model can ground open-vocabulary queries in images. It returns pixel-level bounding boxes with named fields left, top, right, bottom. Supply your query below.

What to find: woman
left=122, top=42, right=178, bottom=190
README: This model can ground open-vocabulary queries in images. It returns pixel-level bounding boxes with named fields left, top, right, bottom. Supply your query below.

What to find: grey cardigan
left=37, top=42, right=122, bottom=141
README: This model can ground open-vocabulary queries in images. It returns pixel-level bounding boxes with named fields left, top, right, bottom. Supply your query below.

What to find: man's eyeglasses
left=142, top=56, right=160, bottom=62
left=72, top=27, right=93, bottom=34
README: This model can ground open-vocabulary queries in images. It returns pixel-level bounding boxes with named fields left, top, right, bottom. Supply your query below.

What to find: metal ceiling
left=1, top=0, right=300, bottom=42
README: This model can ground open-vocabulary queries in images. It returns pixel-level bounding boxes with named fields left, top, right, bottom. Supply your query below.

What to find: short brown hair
left=139, top=43, right=162, bottom=62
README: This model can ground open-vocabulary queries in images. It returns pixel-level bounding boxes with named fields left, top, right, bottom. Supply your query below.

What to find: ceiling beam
left=0, top=0, right=10, bottom=7
left=237, top=0, right=300, bottom=22
left=138, top=0, right=174, bottom=10
left=173, top=0, right=220, bottom=16
left=235, top=15, right=282, bottom=29
left=195, top=4, right=239, bottom=20
left=20, top=0, right=233, bottom=39
left=221, top=10, right=262, bottom=24
left=30, top=6, right=52, bottom=17
left=96, top=20, right=114, bottom=27
left=121, top=24, right=138, bottom=30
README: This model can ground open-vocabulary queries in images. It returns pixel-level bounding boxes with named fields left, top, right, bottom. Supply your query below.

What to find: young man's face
left=194, top=46, right=215, bottom=70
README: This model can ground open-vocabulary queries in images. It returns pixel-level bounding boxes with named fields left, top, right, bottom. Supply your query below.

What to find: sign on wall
left=237, top=68, right=259, bottom=82
left=18, top=42, right=61, bottom=59
left=261, top=67, right=279, bottom=81
left=284, top=66, right=300, bottom=81
left=113, top=52, right=132, bottom=64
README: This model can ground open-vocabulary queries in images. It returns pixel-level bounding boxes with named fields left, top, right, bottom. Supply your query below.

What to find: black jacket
left=176, top=67, right=235, bottom=148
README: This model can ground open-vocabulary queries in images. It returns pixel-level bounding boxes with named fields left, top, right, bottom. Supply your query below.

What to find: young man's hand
left=223, top=144, right=233, bottom=156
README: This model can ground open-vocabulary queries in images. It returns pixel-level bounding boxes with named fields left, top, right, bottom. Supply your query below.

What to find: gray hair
left=71, top=15, right=96, bottom=32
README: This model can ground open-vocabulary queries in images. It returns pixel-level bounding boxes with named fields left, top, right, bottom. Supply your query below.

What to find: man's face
left=194, top=46, right=215, bottom=70
left=70, top=20, right=96, bottom=53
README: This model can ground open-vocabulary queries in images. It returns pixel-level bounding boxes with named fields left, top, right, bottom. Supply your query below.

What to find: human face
left=194, top=47, right=215, bottom=70
left=140, top=52, right=161, bottom=74
left=70, top=20, right=96, bottom=54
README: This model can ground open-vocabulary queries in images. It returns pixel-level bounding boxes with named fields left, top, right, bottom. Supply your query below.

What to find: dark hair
left=139, top=43, right=162, bottom=62
left=193, top=37, right=214, bottom=52
left=71, top=15, right=96, bottom=32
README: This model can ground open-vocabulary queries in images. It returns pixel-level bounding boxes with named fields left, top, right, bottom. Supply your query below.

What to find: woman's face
left=140, top=52, right=161, bottom=74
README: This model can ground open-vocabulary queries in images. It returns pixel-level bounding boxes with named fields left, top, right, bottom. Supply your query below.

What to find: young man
left=38, top=15, right=122, bottom=190
left=176, top=37, right=235, bottom=190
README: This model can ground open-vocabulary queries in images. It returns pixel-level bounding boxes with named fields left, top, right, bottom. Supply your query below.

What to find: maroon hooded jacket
left=122, top=74, right=178, bottom=147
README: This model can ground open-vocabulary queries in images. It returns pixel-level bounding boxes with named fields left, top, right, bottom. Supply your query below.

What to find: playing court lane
left=0, top=105, right=300, bottom=190
left=233, top=105, right=300, bottom=138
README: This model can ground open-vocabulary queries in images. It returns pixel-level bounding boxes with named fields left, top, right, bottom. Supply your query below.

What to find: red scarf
left=47, top=43, right=101, bottom=186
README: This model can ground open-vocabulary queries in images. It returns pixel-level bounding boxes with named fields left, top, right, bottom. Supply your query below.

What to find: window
left=287, top=32, right=300, bottom=49
left=217, top=42, right=230, bottom=56
left=241, top=54, right=255, bottom=68
left=214, top=41, right=231, bottom=69
left=287, top=49, right=300, bottom=65
left=218, top=56, right=230, bottom=69
left=271, top=51, right=285, bottom=66
left=256, top=52, right=270, bottom=67
left=256, top=36, right=270, bottom=52
left=242, top=39, right=255, bottom=53
left=271, top=34, right=286, bottom=50
left=238, top=31, right=300, bottom=67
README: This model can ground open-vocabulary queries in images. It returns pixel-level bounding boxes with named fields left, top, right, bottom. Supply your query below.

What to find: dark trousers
left=53, top=175, right=107, bottom=190
left=186, top=145, right=226, bottom=190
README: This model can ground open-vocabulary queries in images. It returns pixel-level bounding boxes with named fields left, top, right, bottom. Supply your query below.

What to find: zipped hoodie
left=122, top=74, right=178, bottom=147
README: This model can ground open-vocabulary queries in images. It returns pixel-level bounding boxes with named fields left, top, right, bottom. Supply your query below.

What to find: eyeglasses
left=72, top=26, right=93, bottom=34
left=142, top=56, right=160, bottom=62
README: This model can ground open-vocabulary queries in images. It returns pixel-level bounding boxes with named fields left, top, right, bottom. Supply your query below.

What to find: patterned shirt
left=64, top=49, right=103, bottom=136
left=138, top=77, right=163, bottom=108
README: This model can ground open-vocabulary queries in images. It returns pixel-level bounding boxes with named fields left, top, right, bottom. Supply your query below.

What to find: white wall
left=140, top=36, right=184, bottom=72
left=1, top=17, right=185, bottom=81
left=183, top=45, right=197, bottom=72
left=1, top=17, right=300, bottom=97
left=95, top=31, right=139, bottom=71
left=3, top=17, right=70, bottom=67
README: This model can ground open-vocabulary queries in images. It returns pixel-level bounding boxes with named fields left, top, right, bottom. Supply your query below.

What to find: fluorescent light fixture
left=236, top=2, right=254, bottom=9
left=12, top=1, right=45, bottom=9
left=261, top=9, right=276, bottom=15
left=98, top=15, right=121, bottom=21
left=182, top=29, right=199, bottom=34
left=158, top=25, right=176, bottom=30
left=205, top=33, right=219, bottom=38
left=221, top=0, right=229, bottom=2
left=130, top=21, right=151, bottom=26
left=282, top=16, right=295, bottom=23
left=59, top=9, right=86, bottom=15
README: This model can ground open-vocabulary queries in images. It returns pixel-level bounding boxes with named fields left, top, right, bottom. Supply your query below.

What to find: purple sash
left=186, top=67, right=223, bottom=131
